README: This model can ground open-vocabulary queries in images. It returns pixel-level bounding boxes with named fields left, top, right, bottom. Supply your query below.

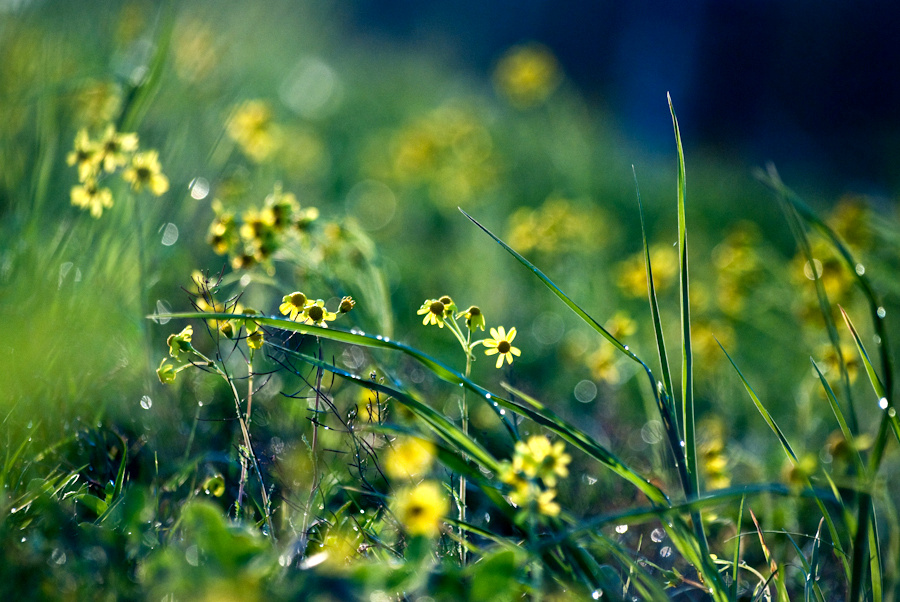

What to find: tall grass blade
left=732, top=495, right=745, bottom=600
left=811, top=359, right=865, bottom=471
left=805, top=519, right=825, bottom=602
left=849, top=493, right=872, bottom=602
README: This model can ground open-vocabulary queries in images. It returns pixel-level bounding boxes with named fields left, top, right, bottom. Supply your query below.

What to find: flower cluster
left=506, top=196, right=608, bottom=255
left=278, top=290, right=354, bottom=328
left=207, top=183, right=319, bottom=273
left=67, top=124, right=169, bottom=218
left=416, top=295, right=520, bottom=369
left=499, top=435, right=571, bottom=518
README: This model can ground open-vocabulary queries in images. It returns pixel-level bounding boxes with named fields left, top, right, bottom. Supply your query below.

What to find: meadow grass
left=2, top=2, right=899, bottom=600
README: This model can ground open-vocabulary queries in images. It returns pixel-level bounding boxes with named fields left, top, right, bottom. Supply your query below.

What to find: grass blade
left=718, top=340, right=798, bottom=463
left=732, top=495, right=745, bottom=600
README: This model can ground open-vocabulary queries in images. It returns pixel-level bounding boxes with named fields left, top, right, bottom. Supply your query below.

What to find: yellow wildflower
left=339, top=296, right=356, bottom=314
left=167, top=325, right=194, bottom=360
left=384, top=437, right=436, bottom=481
left=247, top=329, right=264, bottom=350
left=493, top=43, right=561, bottom=108
left=122, top=150, right=169, bottom=196
left=279, top=291, right=309, bottom=321
left=392, top=481, right=448, bottom=538
left=67, top=129, right=99, bottom=182
left=483, top=326, right=521, bottom=368
left=513, top=435, right=571, bottom=487
left=302, top=299, right=337, bottom=327
left=417, top=298, right=447, bottom=328
left=456, top=306, right=485, bottom=331
left=71, top=180, right=114, bottom=218
left=96, top=124, right=138, bottom=173
left=587, top=345, right=619, bottom=384
left=227, top=100, right=281, bottom=162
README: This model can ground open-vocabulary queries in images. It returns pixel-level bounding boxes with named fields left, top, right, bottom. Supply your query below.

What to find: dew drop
left=877, top=307, right=886, bottom=318
left=189, top=177, right=210, bottom=200
left=888, top=408, right=897, bottom=418
left=499, top=409, right=506, bottom=416
left=660, top=546, right=673, bottom=558
left=879, top=397, right=889, bottom=410
left=185, top=545, right=200, bottom=566
left=485, top=393, right=492, bottom=400
left=615, top=524, right=628, bottom=534
left=140, top=395, right=152, bottom=410
left=592, top=591, right=603, bottom=600
left=20, top=537, right=26, bottom=543
left=623, top=345, right=629, bottom=351
left=651, top=528, right=666, bottom=543
left=679, top=440, right=686, bottom=448
left=855, top=263, right=865, bottom=275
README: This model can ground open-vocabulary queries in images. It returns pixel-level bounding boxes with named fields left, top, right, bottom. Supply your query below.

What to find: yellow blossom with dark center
left=483, top=326, right=521, bottom=368
left=513, top=435, right=570, bottom=487
left=279, top=291, right=309, bottom=321
left=71, top=180, right=114, bottom=218
left=339, top=296, right=356, bottom=314
left=392, top=481, right=448, bottom=537
left=417, top=299, right=446, bottom=328
left=302, top=299, right=337, bottom=327
left=123, top=150, right=169, bottom=196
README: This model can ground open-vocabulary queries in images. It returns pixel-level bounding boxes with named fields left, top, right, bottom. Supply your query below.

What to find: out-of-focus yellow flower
left=167, top=325, right=194, bottom=360
left=72, top=81, right=122, bottom=127
left=279, top=291, right=309, bottom=321
left=172, top=16, right=219, bottom=83
left=513, top=435, right=571, bottom=487
left=384, top=437, right=436, bottom=481
left=506, top=197, right=607, bottom=255
left=123, top=150, right=169, bottom=196
left=227, top=100, right=281, bottom=162
left=587, top=345, right=620, bottom=384
left=827, top=195, right=871, bottom=251
left=782, top=453, right=818, bottom=491
left=484, top=326, right=521, bottom=369
left=691, top=320, right=734, bottom=368
left=493, top=43, right=562, bottom=108
left=392, top=481, right=448, bottom=537
left=698, top=417, right=730, bottom=490
left=820, top=342, right=860, bottom=384
left=247, top=329, right=264, bottom=350
left=616, top=244, right=678, bottom=298
left=71, top=180, right=114, bottom=218
left=96, top=124, right=138, bottom=173
left=606, top=311, right=637, bottom=339
left=67, top=129, right=100, bottom=182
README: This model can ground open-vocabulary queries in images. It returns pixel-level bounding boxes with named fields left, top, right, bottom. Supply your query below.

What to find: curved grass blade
left=811, top=359, right=865, bottom=472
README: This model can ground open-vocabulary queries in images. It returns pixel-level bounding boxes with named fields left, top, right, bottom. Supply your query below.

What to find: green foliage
left=2, top=1, right=900, bottom=600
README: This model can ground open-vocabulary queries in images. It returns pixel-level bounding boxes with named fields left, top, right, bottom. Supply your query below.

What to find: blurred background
left=1, top=0, right=898, bottom=525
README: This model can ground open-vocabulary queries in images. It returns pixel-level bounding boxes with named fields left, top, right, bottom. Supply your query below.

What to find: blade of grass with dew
left=635, top=167, right=687, bottom=492
left=839, top=306, right=900, bottom=469
left=806, top=519, right=826, bottom=602
left=757, top=166, right=894, bottom=410
left=494, top=383, right=670, bottom=506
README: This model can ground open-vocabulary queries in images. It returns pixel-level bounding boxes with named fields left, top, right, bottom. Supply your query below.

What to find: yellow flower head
left=227, top=100, right=281, bottom=162
left=157, top=358, right=177, bottom=384
left=96, top=124, right=138, bottom=173
left=384, top=437, right=437, bottom=481
left=167, top=325, right=194, bottom=360
left=493, top=43, right=562, bottom=108
left=456, top=306, right=485, bottom=331
left=507, top=481, right=560, bottom=517
left=302, top=299, right=337, bottom=327
left=513, top=435, right=571, bottom=487
left=483, top=326, right=521, bottom=368
left=123, top=150, right=169, bottom=196
left=67, top=129, right=100, bottom=182
left=392, top=481, right=449, bottom=537
left=339, top=296, right=356, bottom=314
left=417, top=298, right=447, bottom=328
left=279, top=291, right=309, bottom=321
left=246, top=329, right=264, bottom=350
left=71, top=180, right=114, bottom=218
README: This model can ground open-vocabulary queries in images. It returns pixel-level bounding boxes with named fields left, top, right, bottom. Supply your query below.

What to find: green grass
left=2, top=1, right=900, bottom=599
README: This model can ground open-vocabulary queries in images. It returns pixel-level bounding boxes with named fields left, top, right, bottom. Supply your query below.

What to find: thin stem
left=458, top=330, right=473, bottom=565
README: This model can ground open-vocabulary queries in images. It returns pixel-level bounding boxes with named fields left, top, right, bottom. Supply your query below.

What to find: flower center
left=136, top=166, right=152, bottom=181
left=308, top=306, right=324, bottom=322
left=429, top=301, right=444, bottom=316
left=290, top=292, right=307, bottom=306
left=498, top=341, right=511, bottom=354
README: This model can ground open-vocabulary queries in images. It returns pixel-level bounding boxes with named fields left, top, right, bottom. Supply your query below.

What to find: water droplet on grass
left=877, top=307, right=886, bottom=318
left=592, top=590, right=603, bottom=599
left=140, top=396, right=152, bottom=410
left=879, top=397, right=889, bottom=410
left=855, top=263, right=865, bottom=275
left=660, top=546, right=673, bottom=558
left=651, top=528, right=666, bottom=542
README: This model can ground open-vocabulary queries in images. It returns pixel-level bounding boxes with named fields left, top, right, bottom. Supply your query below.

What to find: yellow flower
left=417, top=298, right=447, bottom=328
left=302, top=299, right=337, bottom=327
left=96, top=124, right=138, bottom=173
left=507, top=481, right=560, bottom=517
left=392, top=481, right=448, bottom=537
left=71, top=180, right=114, bottom=218
left=122, top=150, right=169, bottom=196
left=338, top=296, right=356, bottom=314
left=587, top=345, right=620, bottom=384
left=513, top=435, right=571, bottom=487
left=167, top=325, right=194, bottom=360
left=456, top=306, right=485, bottom=331
left=384, top=437, right=436, bottom=481
left=483, top=326, right=521, bottom=368
left=66, top=129, right=99, bottom=182
left=207, top=201, right=238, bottom=255
left=493, top=43, right=561, bottom=108
left=157, top=358, right=177, bottom=384
left=227, top=100, right=281, bottom=162
left=279, top=291, right=309, bottom=321
left=247, top=329, right=264, bottom=350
